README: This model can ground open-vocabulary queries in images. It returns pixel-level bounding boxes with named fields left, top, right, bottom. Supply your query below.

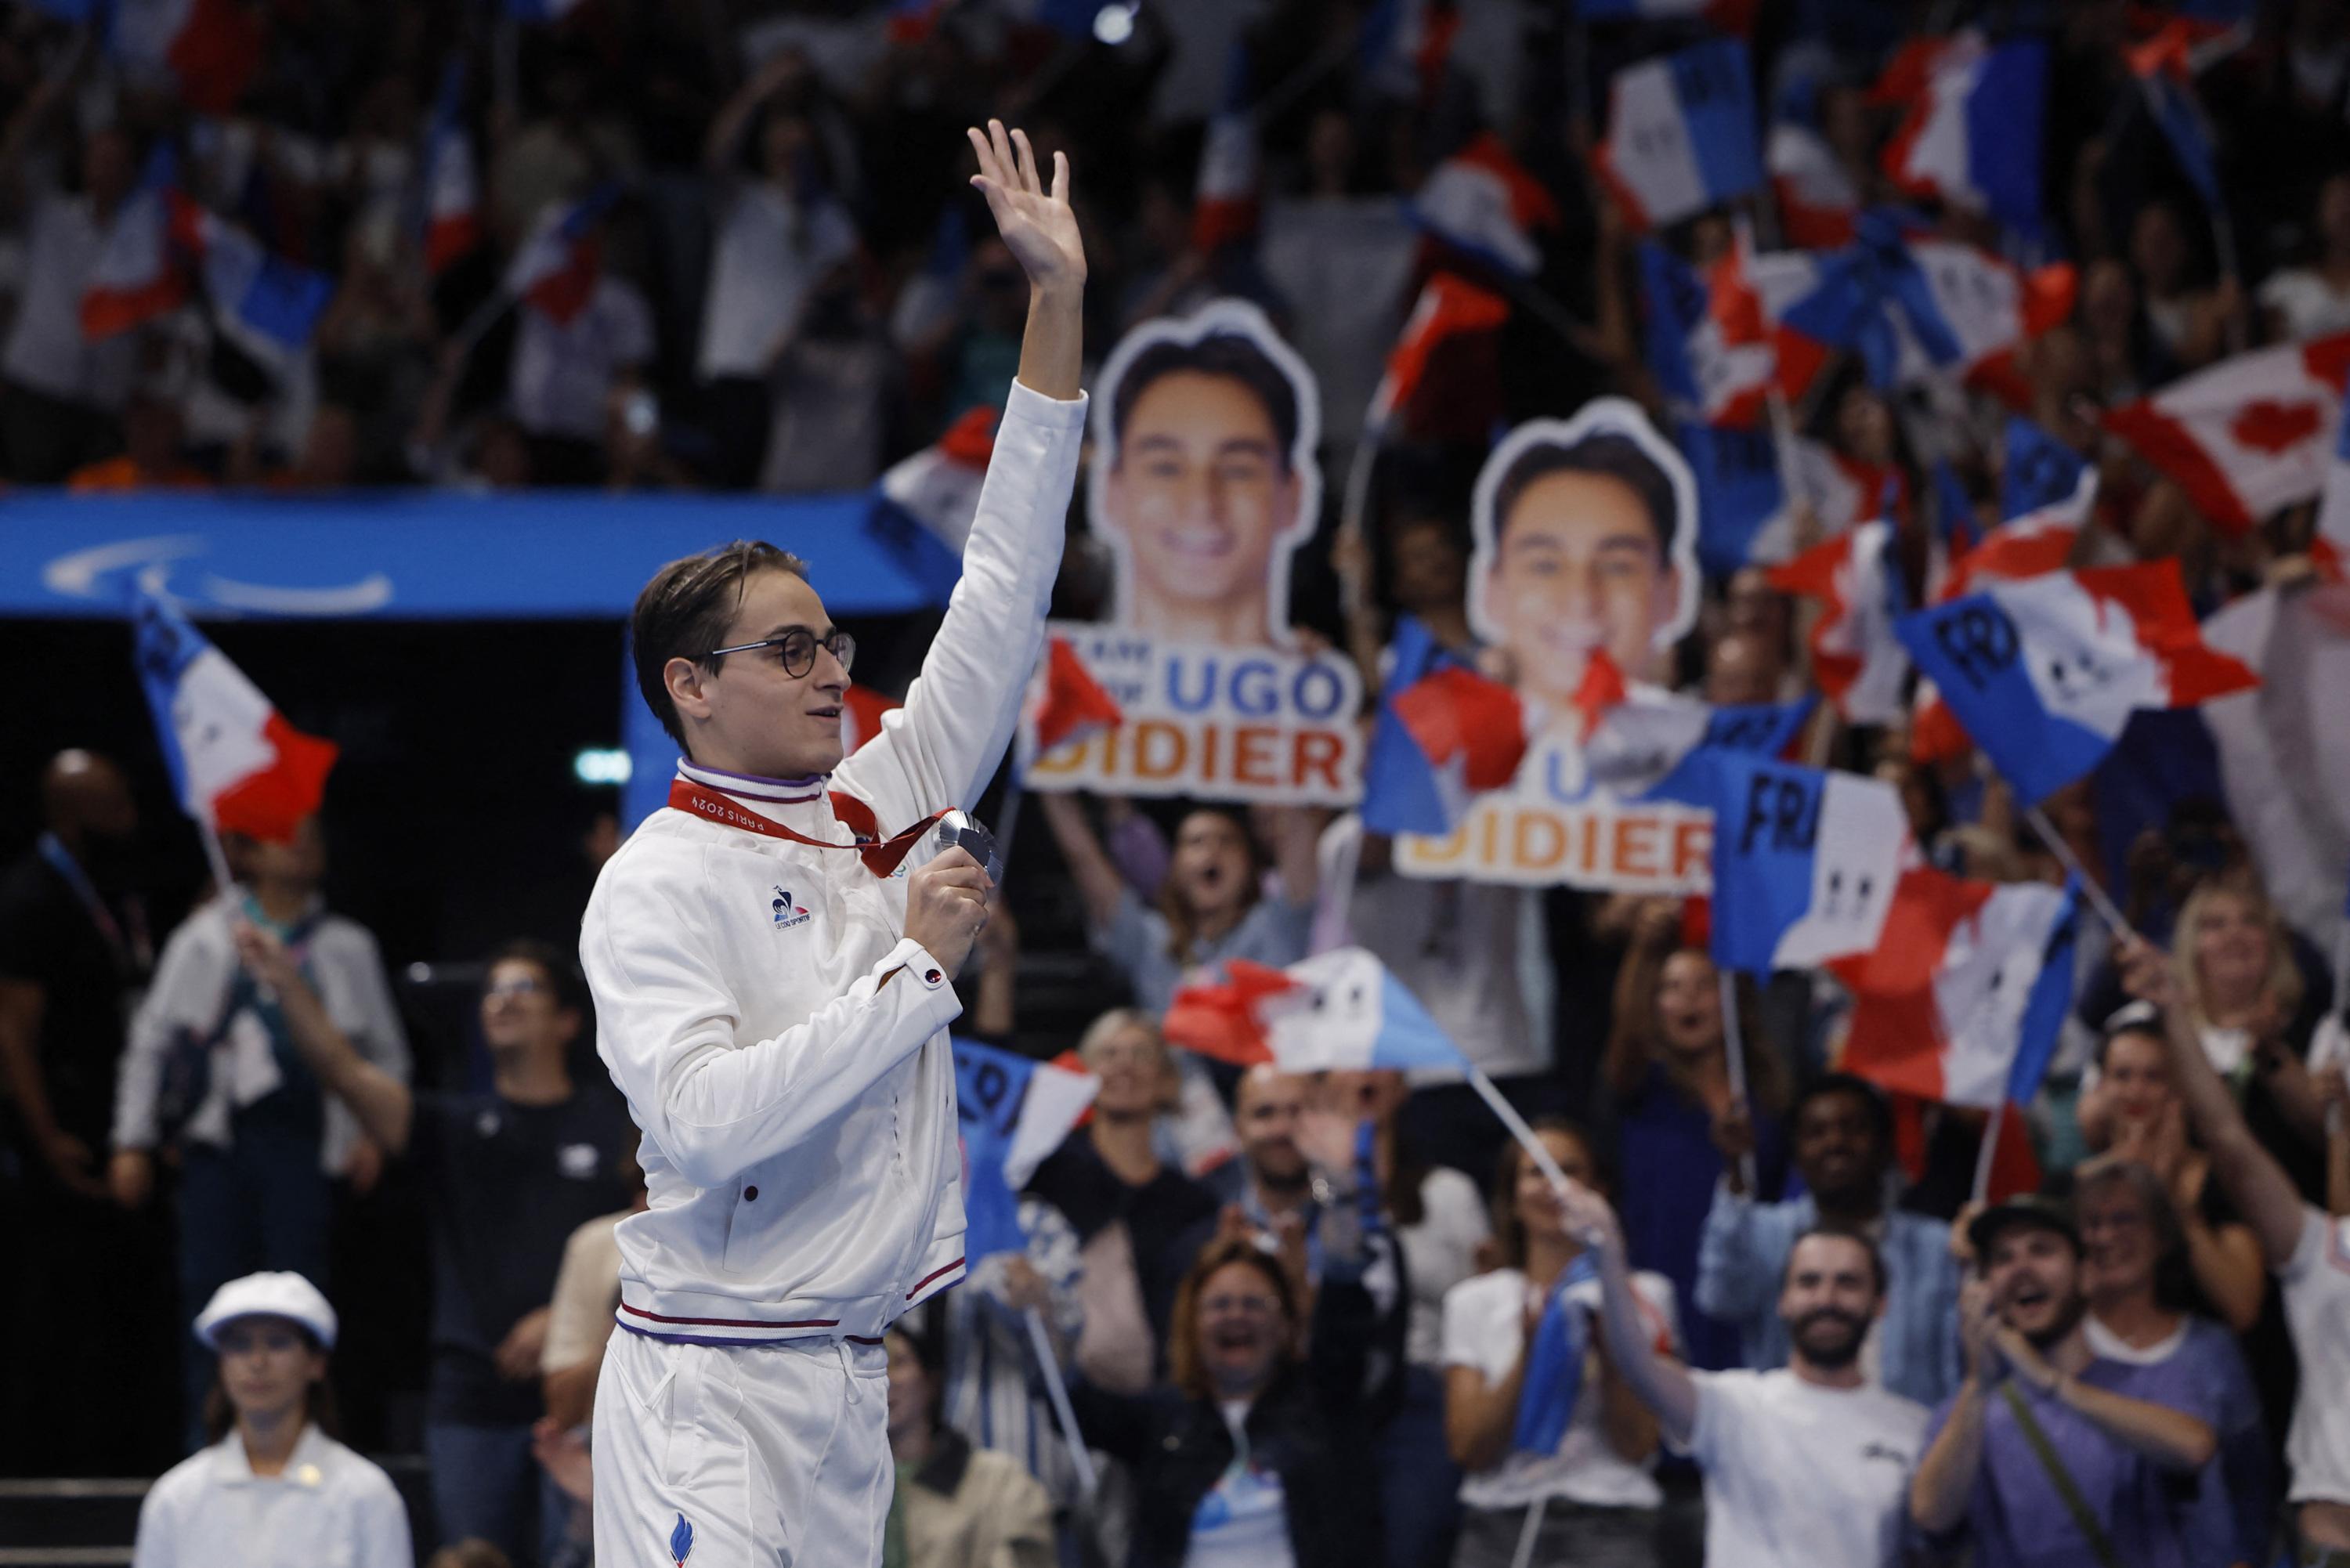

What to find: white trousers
left=591, top=1326, right=893, bottom=1568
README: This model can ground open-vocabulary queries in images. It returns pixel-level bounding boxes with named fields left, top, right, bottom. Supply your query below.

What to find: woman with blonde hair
left=2168, top=871, right=2333, bottom=1191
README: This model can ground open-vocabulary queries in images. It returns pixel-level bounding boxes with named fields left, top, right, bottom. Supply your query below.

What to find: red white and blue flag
left=1940, top=468, right=2094, bottom=603
left=952, top=1038, right=1097, bottom=1259
left=1769, top=518, right=1911, bottom=724
left=1360, top=0, right=1461, bottom=106
left=1368, top=273, right=1510, bottom=433
left=1358, top=616, right=1527, bottom=838
left=2125, top=17, right=2232, bottom=210
left=1407, top=134, right=1560, bottom=278
left=1595, top=38, right=1764, bottom=233
left=1874, top=32, right=2048, bottom=234
left=1582, top=686, right=1817, bottom=804
left=1164, top=948, right=1469, bottom=1074
left=1766, top=121, right=1857, bottom=247
left=1579, top=0, right=1755, bottom=28
left=131, top=586, right=338, bottom=844
left=420, top=63, right=483, bottom=276
left=81, top=147, right=187, bottom=340
left=504, top=186, right=617, bottom=327
left=1191, top=42, right=1259, bottom=252
left=2001, top=415, right=2089, bottom=521
left=1896, top=561, right=2261, bottom=803
left=1018, top=637, right=1124, bottom=771
left=109, top=0, right=264, bottom=117
left=1835, top=868, right=2081, bottom=1110
left=2103, top=334, right=2350, bottom=536
left=1693, top=754, right=1912, bottom=975
left=173, top=193, right=334, bottom=366
left=1637, top=240, right=1778, bottom=429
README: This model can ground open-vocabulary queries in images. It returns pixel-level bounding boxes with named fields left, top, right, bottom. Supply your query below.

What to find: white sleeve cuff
left=1001, top=378, right=1089, bottom=432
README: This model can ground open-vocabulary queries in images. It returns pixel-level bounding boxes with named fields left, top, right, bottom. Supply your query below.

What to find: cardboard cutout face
left=1091, top=300, right=1323, bottom=649
left=1468, top=399, right=1700, bottom=711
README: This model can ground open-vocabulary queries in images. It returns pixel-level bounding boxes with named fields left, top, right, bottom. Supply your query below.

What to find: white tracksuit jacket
left=580, top=379, right=1086, bottom=1346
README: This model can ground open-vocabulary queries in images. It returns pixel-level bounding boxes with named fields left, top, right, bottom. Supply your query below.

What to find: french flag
left=419, top=63, right=482, bottom=276
left=1191, top=42, right=1259, bottom=252
left=1940, top=468, right=2095, bottom=603
left=869, top=406, right=997, bottom=606
left=2102, top=334, right=2350, bottom=536
left=1897, top=239, right=2075, bottom=405
left=1768, top=519, right=1911, bottom=724
left=1018, top=636, right=1124, bottom=771
left=1360, top=0, right=1462, bottom=107
left=1766, top=121, right=1857, bottom=247
left=1895, top=561, right=2261, bottom=804
left=1163, top=948, right=1470, bottom=1075
left=504, top=186, right=617, bottom=327
left=1835, top=868, right=2081, bottom=1111
left=1368, top=273, right=1510, bottom=432
left=1637, top=241, right=1777, bottom=428
left=81, top=148, right=187, bottom=340
left=1694, top=753, right=1912, bottom=975
left=1579, top=0, right=1755, bottom=27
left=1594, top=38, right=1764, bottom=234
left=130, top=586, right=338, bottom=844
left=951, top=1038, right=1098, bottom=1260
left=1408, top=133, right=1560, bottom=279
left=1874, top=32, right=2048, bottom=234
left=2125, top=18, right=2223, bottom=210
left=887, top=0, right=957, bottom=43
left=172, top=193, right=334, bottom=364
left=1358, top=616, right=1526, bottom=837
left=109, top=0, right=265, bottom=117
left=1583, top=685, right=1816, bottom=802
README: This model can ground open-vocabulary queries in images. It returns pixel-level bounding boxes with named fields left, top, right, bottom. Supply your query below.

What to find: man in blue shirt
left=1696, top=1073, right=1964, bottom=1404
left=1908, top=1196, right=2223, bottom=1568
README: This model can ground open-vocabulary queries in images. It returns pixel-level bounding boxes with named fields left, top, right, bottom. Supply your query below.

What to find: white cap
left=193, top=1271, right=338, bottom=1351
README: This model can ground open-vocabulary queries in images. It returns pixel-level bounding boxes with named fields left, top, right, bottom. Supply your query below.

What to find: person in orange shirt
left=67, top=392, right=211, bottom=493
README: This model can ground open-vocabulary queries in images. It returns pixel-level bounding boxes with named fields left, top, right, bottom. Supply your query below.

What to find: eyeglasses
left=705, top=627, right=856, bottom=680
left=484, top=977, right=549, bottom=1002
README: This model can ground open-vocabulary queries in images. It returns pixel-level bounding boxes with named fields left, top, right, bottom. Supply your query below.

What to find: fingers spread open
left=1011, top=126, right=1040, bottom=192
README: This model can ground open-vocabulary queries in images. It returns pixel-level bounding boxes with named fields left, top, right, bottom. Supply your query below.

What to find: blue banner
left=4, top=490, right=938, bottom=620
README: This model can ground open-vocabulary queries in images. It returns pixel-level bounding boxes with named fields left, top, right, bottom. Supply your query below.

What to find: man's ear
left=664, top=656, right=710, bottom=726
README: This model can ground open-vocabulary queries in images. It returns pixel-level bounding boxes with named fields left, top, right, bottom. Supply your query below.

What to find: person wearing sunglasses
left=227, top=929, right=637, bottom=1566
left=578, top=121, right=1087, bottom=1568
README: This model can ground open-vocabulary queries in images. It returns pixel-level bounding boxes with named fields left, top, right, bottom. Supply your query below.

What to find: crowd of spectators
left=6, top=1, right=2350, bottom=1567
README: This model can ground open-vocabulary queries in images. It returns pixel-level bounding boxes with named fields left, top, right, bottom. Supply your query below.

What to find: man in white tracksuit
left=580, top=121, right=1086, bottom=1568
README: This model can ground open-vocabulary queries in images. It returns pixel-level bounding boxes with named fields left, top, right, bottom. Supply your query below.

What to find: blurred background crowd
left=4, top=0, right=2350, bottom=1566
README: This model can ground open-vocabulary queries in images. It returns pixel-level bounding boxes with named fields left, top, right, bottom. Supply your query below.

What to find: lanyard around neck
left=667, top=779, right=943, bottom=880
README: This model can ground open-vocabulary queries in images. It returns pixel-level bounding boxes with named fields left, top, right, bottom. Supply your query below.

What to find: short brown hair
left=1168, top=1239, right=1300, bottom=1401
left=630, top=540, right=811, bottom=750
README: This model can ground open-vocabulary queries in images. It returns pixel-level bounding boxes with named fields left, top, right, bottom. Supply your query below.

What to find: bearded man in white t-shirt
left=1560, top=1183, right=1929, bottom=1568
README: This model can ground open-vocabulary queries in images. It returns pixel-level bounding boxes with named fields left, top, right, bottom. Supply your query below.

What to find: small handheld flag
left=1595, top=38, right=1765, bottom=233
left=1162, top=948, right=1470, bottom=1075
left=131, top=586, right=338, bottom=846
left=1835, top=868, right=2081, bottom=1111
left=1894, top=561, right=2259, bottom=804
left=952, top=1039, right=1099, bottom=1261
left=1697, top=755, right=1911, bottom=975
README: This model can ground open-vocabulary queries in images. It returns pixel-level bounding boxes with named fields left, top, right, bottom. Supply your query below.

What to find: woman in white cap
left=132, top=1270, right=410, bottom=1568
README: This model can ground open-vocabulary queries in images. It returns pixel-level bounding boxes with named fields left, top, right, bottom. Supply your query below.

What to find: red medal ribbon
left=667, top=779, right=943, bottom=879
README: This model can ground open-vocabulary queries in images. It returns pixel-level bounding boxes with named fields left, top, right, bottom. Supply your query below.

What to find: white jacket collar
left=676, top=758, right=837, bottom=836
left=212, top=1422, right=331, bottom=1487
